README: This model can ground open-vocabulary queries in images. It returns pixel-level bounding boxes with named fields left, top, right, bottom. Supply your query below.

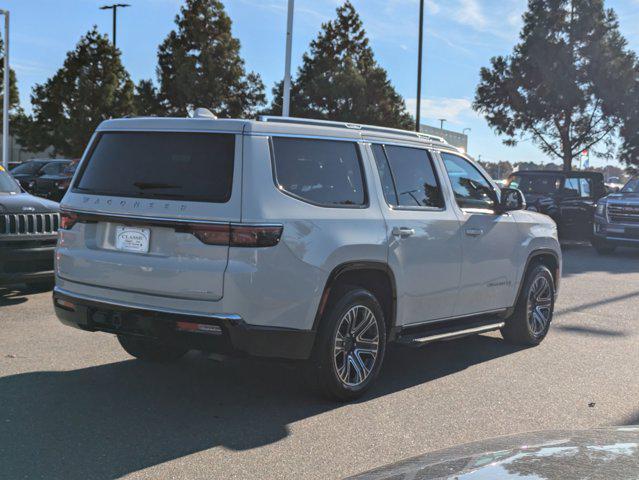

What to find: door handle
left=392, top=227, right=415, bottom=237
left=465, top=228, right=484, bottom=237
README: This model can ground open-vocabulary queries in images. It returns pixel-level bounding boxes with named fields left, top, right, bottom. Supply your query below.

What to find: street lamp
left=415, top=0, right=424, bottom=132
left=99, top=3, right=130, bottom=49
left=282, top=0, right=295, bottom=117
left=0, top=9, right=9, bottom=170
left=439, top=118, right=446, bottom=130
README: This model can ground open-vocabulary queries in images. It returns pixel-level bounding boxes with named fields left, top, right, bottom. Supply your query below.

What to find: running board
left=396, top=317, right=505, bottom=347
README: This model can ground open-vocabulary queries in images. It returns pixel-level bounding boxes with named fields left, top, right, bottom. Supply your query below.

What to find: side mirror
left=499, top=187, right=526, bottom=212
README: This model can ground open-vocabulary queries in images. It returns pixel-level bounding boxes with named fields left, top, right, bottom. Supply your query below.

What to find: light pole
left=415, top=0, right=424, bottom=132
left=282, top=0, right=295, bottom=117
left=0, top=9, right=9, bottom=170
left=439, top=118, right=446, bottom=130
left=99, top=3, right=130, bottom=49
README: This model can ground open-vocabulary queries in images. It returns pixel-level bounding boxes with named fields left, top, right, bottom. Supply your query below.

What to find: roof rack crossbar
left=257, top=116, right=450, bottom=146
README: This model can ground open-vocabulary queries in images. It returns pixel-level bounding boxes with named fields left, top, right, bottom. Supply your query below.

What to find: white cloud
left=454, top=0, right=488, bottom=30
left=405, top=97, right=474, bottom=125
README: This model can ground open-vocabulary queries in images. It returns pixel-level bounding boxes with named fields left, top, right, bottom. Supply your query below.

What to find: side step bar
left=396, top=316, right=506, bottom=347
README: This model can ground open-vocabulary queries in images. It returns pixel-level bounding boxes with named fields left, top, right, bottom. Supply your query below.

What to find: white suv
left=53, top=114, right=561, bottom=400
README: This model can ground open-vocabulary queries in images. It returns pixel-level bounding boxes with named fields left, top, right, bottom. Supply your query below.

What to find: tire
left=501, top=264, right=555, bottom=346
left=117, top=334, right=188, bottom=363
left=591, top=238, right=617, bottom=255
left=310, top=288, right=387, bottom=401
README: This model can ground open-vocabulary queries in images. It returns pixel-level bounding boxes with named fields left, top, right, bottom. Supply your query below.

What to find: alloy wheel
left=527, top=274, right=553, bottom=336
left=333, top=305, right=380, bottom=387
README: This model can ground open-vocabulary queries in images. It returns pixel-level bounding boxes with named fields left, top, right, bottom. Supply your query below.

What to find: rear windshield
left=75, top=132, right=235, bottom=203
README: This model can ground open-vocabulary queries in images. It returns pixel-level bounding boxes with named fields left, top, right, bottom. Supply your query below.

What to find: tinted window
left=0, top=169, right=20, bottom=193
left=42, top=162, right=66, bottom=175
left=508, top=174, right=562, bottom=194
left=442, top=153, right=497, bottom=210
left=11, top=161, right=45, bottom=175
left=375, top=145, right=443, bottom=208
left=371, top=144, right=398, bottom=206
left=76, top=132, right=235, bottom=203
left=272, top=137, right=366, bottom=207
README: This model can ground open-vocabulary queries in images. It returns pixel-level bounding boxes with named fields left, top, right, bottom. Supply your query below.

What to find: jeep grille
left=0, top=213, right=60, bottom=235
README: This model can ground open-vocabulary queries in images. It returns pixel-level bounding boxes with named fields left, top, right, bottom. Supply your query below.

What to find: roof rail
left=258, top=116, right=450, bottom=146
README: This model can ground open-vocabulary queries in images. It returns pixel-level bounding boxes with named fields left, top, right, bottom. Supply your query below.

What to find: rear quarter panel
left=228, top=134, right=388, bottom=330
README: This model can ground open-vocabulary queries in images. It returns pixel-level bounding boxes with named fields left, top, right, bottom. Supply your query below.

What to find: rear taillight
left=182, top=223, right=283, bottom=247
left=60, top=211, right=78, bottom=230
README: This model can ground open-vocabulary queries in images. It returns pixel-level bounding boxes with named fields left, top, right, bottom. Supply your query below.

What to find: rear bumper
left=52, top=287, right=316, bottom=360
left=0, top=236, right=57, bottom=285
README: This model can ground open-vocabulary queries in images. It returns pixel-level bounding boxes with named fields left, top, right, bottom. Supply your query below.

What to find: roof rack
left=258, top=116, right=450, bottom=146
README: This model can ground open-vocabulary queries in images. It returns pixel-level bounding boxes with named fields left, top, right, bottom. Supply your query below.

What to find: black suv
left=31, top=160, right=78, bottom=201
left=0, top=167, right=60, bottom=287
left=505, top=170, right=607, bottom=240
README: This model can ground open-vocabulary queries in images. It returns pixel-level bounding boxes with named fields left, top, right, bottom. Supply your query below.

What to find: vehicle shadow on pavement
left=561, top=244, right=639, bottom=277
left=0, top=335, right=522, bottom=480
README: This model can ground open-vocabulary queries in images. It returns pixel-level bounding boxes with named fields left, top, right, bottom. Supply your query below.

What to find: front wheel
left=117, top=335, right=188, bottom=363
left=501, top=264, right=555, bottom=346
left=310, top=288, right=386, bottom=401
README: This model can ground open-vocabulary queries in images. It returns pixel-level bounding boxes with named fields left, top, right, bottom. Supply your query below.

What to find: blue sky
left=4, top=0, right=639, bottom=167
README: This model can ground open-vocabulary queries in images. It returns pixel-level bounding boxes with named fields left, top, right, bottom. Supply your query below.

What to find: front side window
left=442, top=152, right=497, bottom=211
left=271, top=137, right=366, bottom=207
left=75, top=132, right=235, bottom=203
left=372, top=144, right=444, bottom=208
left=564, top=177, right=593, bottom=198
left=11, top=161, right=45, bottom=175
left=622, top=178, right=639, bottom=193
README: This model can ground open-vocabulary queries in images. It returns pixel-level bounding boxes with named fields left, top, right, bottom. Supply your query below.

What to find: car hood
left=0, top=192, right=59, bottom=213
left=606, top=193, right=639, bottom=203
left=348, top=427, right=639, bottom=479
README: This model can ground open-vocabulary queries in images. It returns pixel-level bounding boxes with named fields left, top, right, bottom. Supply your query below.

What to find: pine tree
left=268, top=1, right=413, bottom=130
left=15, top=28, right=135, bottom=157
left=133, top=79, right=163, bottom=116
left=474, top=0, right=638, bottom=171
left=157, top=0, right=265, bottom=117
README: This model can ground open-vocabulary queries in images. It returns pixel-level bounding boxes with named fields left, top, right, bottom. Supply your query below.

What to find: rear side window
left=271, top=137, right=366, bottom=207
left=75, top=132, right=235, bottom=203
left=372, top=144, right=444, bottom=208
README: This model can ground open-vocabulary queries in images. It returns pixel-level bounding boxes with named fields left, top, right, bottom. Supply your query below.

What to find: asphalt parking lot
left=1, top=244, right=638, bottom=480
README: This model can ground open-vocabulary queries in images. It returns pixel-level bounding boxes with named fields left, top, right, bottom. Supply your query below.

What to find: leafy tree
left=268, top=1, right=413, bottom=130
left=133, top=79, right=163, bottom=116
left=157, top=0, right=265, bottom=117
left=16, top=28, right=134, bottom=157
left=474, top=0, right=638, bottom=171
left=0, top=36, right=20, bottom=126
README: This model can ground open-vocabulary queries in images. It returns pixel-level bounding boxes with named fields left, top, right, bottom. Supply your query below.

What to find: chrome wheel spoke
left=527, top=274, right=553, bottom=336
left=332, top=304, right=379, bottom=387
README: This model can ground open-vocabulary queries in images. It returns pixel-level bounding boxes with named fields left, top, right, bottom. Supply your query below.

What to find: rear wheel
left=310, top=288, right=386, bottom=401
left=591, top=237, right=617, bottom=255
left=501, top=264, right=555, bottom=346
left=117, top=335, right=188, bottom=362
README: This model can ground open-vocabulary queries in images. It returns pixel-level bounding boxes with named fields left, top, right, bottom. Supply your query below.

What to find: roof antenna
left=190, top=107, right=217, bottom=119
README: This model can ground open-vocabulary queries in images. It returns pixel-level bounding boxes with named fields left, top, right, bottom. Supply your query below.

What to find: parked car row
left=9, top=158, right=78, bottom=201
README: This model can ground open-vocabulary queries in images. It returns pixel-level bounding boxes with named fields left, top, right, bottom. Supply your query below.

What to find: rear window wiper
left=133, top=182, right=182, bottom=190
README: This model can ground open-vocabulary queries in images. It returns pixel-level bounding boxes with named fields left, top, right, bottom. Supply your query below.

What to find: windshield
left=507, top=174, right=562, bottom=194
left=622, top=178, right=639, bottom=193
left=0, top=169, right=20, bottom=193
left=11, top=161, right=44, bottom=175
